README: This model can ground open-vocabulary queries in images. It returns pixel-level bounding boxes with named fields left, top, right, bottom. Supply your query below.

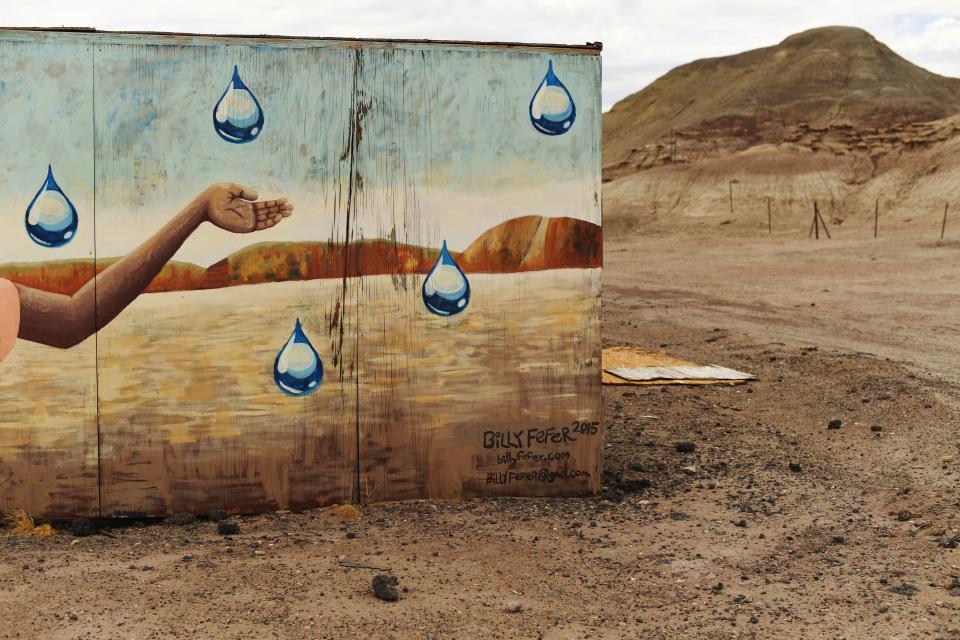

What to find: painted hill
left=603, top=26, right=960, bottom=178
left=0, top=215, right=601, bottom=295
left=458, top=216, right=602, bottom=272
left=0, top=258, right=208, bottom=296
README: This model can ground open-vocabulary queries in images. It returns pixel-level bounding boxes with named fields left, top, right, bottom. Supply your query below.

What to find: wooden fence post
left=874, top=197, right=879, bottom=239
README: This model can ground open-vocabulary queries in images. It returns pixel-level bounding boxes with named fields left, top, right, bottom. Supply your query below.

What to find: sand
left=1, top=228, right=959, bottom=638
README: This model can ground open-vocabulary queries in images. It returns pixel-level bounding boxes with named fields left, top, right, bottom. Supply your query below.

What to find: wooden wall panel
left=353, top=46, right=603, bottom=501
left=0, top=35, right=99, bottom=518
left=92, top=39, right=360, bottom=515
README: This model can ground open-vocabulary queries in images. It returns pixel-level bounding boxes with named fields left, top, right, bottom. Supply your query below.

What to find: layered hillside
left=602, top=26, right=960, bottom=233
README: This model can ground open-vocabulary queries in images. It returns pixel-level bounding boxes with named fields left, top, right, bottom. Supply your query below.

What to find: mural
left=0, top=30, right=602, bottom=517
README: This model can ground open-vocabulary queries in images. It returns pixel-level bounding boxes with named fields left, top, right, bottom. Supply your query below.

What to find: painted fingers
left=254, top=198, right=294, bottom=230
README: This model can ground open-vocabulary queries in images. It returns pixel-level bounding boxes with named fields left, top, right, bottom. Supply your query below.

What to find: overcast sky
left=5, top=1, right=960, bottom=110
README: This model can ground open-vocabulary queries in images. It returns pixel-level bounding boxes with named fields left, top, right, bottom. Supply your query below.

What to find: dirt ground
left=2, top=230, right=959, bottom=639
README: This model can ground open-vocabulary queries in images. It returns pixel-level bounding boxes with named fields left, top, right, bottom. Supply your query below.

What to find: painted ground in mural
left=2, top=269, right=599, bottom=514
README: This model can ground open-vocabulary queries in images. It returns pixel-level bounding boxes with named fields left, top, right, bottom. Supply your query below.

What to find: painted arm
left=15, top=183, right=293, bottom=349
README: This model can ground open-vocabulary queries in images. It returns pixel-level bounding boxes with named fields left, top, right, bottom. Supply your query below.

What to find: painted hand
left=203, top=183, right=294, bottom=233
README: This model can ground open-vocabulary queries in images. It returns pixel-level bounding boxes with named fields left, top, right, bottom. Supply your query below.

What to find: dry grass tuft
left=334, top=503, right=362, bottom=519
left=4, top=509, right=55, bottom=538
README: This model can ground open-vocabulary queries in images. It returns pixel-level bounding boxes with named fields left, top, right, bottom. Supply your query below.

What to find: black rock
left=69, top=518, right=96, bottom=537
left=675, top=442, right=696, bottom=453
left=372, top=574, right=399, bottom=602
left=165, top=512, right=197, bottom=526
left=888, top=582, right=919, bottom=598
left=788, top=462, right=802, bottom=473
left=896, top=510, right=912, bottom=522
left=827, top=419, right=842, bottom=430
left=870, top=425, right=883, bottom=432
left=217, top=520, right=240, bottom=536
left=208, top=509, right=227, bottom=522
left=831, top=536, right=845, bottom=544
left=940, top=535, right=960, bottom=549
left=620, top=478, right=651, bottom=492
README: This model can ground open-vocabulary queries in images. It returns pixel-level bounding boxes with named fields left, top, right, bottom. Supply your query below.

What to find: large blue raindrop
left=529, top=60, right=576, bottom=136
left=273, top=319, right=323, bottom=396
left=213, top=65, right=265, bottom=144
left=25, top=165, right=79, bottom=248
left=422, top=241, right=470, bottom=317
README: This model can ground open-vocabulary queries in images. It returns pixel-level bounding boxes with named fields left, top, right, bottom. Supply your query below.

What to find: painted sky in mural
left=0, top=41, right=598, bottom=265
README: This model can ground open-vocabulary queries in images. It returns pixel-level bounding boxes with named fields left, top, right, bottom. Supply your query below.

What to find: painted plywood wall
left=0, top=30, right=602, bottom=518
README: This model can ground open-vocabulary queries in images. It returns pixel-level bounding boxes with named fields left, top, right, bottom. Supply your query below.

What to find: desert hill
left=604, top=26, right=960, bottom=173
left=0, top=215, right=601, bottom=295
left=602, top=26, right=960, bottom=234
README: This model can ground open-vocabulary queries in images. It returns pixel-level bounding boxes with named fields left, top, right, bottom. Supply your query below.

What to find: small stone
left=675, top=442, right=696, bottom=453
left=827, top=419, right=842, bottom=430
left=505, top=601, right=523, bottom=613
left=208, top=509, right=227, bottom=522
left=372, top=574, right=399, bottom=602
left=165, top=512, right=196, bottom=526
left=896, top=510, right=912, bottom=522
left=831, top=536, right=845, bottom=544
left=217, top=520, right=240, bottom=536
left=67, top=612, right=78, bottom=621
left=870, top=425, right=883, bottom=432
left=788, top=462, right=802, bottom=473
left=733, top=520, right=747, bottom=528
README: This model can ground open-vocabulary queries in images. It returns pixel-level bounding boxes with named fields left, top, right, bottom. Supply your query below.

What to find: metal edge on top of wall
left=0, top=27, right=603, bottom=55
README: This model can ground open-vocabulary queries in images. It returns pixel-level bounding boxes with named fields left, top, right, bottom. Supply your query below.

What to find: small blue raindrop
left=213, top=65, right=265, bottom=144
left=529, top=60, right=576, bottom=136
left=422, top=241, right=470, bottom=317
left=25, top=165, right=79, bottom=248
left=273, top=319, right=323, bottom=396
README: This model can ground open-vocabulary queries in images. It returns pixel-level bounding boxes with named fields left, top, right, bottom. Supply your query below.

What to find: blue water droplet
left=213, top=65, right=265, bottom=144
left=422, top=241, right=470, bottom=317
left=25, top=165, right=79, bottom=248
left=529, top=60, right=576, bottom=136
left=273, top=319, right=323, bottom=396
